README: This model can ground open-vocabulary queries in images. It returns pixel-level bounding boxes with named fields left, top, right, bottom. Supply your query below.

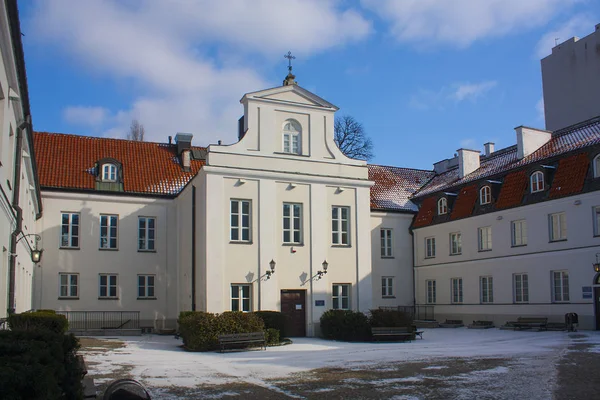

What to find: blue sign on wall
left=315, top=300, right=325, bottom=306
left=582, top=286, right=592, bottom=299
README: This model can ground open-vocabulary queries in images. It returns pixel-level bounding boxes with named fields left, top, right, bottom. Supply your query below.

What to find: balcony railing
left=57, top=311, right=140, bottom=330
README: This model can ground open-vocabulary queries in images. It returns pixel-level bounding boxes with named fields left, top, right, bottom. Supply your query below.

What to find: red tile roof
left=34, top=132, right=205, bottom=196
left=549, top=153, right=590, bottom=199
left=493, top=170, right=527, bottom=209
left=413, top=196, right=436, bottom=228
left=368, top=165, right=434, bottom=212
left=450, top=185, right=478, bottom=220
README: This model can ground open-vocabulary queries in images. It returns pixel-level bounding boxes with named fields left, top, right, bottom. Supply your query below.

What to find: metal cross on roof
left=284, top=51, right=295, bottom=73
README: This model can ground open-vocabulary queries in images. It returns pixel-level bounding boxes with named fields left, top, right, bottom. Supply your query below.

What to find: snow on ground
left=79, top=328, right=600, bottom=391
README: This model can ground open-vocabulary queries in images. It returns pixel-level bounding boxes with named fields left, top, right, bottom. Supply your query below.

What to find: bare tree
left=127, top=119, right=145, bottom=141
left=334, top=115, right=374, bottom=161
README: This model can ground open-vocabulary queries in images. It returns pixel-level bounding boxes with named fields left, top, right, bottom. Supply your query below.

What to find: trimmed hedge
left=265, top=328, right=280, bottom=345
left=8, top=311, right=68, bottom=334
left=253, top=311, right=289, bottom=338
left=178, top=311, right=265, bottom=351
left=320, top=310, right=371, bottom=342
left=368, top=309, right=413, bottom=328
left=0, top=330, right=83, bottom=400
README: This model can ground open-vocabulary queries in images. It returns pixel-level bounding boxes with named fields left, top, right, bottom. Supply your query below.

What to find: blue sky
left=19, top=0, right=599, bottom=170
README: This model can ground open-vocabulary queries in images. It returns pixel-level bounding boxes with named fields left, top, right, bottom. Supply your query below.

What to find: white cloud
left=28, top=0, right=371, bottom=143
left=534, top=14, right=596, bottom=59
left=362, top=0, right=580, bottom=48
left=452, top=81, right=497, bottom=102
left=410, top=80, right=497, bottom=110
left=63, top=106, right=110, bottom=127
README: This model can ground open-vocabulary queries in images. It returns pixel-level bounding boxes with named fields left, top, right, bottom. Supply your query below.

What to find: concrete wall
left=542, top=24, right=600, bottom=131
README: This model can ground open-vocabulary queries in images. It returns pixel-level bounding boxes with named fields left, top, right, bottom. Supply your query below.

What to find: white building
left=0, top=1, right=42, bottom=318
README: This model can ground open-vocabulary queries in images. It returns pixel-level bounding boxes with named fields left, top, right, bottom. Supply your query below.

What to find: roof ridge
left=368, top=163, right=434, bottom=173
left=34, top=131, right=207, bottom=149
left=551, top=115, right=600, bottom=137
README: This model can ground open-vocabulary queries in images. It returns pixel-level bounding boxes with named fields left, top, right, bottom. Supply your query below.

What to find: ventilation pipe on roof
left=457, top=148, right=480, bottom=179
left=484, top=142, right=495, bottom=156
left=515, top=126, right=551, bottom=159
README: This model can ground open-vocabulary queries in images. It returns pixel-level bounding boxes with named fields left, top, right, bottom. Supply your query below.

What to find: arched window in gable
left=282, top=119, right=301, bottom=155
left=480, top=186, right=491, bottom=205
left=530, top=171, right=545, bottom=193
left=437, top=197, right=448, bottom=215
left=593, top=154, right=600, bottom=178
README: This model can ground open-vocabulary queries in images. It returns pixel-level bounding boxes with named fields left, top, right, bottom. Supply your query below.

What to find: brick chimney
left=175, top=133, right=193, bottom=172
left=514, top=126, right=551, bottom=159
left=457, top=148, right=480, bottom=179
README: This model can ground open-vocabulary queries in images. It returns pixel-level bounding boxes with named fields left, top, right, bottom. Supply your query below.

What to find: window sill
left=59, top=247, right=80, bottom=250
left=282, top=243, right=303, bottom=246
left=58, top=297, right=79, bottom=300
left=273, top=151, right=309, bottom=158
left=449, top=253, right=462, bottom=256
left=381, top=256, right=395, bottom=259
left=513, top=302, right=529, bottom=304
left=424, top=256, right=436, bottom=259
left=511, top=244, right=527, bottom=248
left=478, top=249, right=492, bottom=253
left=331, top=244, right=351, bottom=248
left=98, top=297, right=119, bottom=300
left=99, top=248, right=119, bottom=251
left=382, top=296, right=396, bottom=299
left=230, top=241, right=253, bottom=245
left=549, top=239, right=567, bottom=243
left=552, top=301, right=571, bottom=304
left=137, top=297, right=157, bottom=300
left=138, top=249, right=157, bottom=253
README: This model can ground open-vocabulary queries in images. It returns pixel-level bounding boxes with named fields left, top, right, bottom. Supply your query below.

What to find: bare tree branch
left=128, top=119, right=145, bottom=141
left=334, top=115, right=374, bottom=161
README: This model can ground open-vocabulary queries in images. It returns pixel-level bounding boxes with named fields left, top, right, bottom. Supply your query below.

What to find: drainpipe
left=408, top=223, right=417, bottom=319
left=191, top=185, right=196, bottom=311
left=8, top=117, right=30, bottom=315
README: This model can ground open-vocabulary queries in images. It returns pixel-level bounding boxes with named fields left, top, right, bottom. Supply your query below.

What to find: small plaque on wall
left=582, top=286, right=592, bottom=299
left=315, top=300, right=325, bottom=306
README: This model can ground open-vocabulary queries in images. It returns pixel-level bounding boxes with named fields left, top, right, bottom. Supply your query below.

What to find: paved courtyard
left=80, top=328, right=600, bottom=399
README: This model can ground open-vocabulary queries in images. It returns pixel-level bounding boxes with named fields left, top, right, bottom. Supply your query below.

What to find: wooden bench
left=218, top=332, right=266, bottom=353
left=439, top=319, right=464, bottom=328
left=371, top=327, right=414, bottom=342
left=468, top=320, right=495, bottom=329
left=512, top=317, right=548, bottom=331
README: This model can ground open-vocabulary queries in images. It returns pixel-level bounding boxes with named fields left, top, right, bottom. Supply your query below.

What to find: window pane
left=342, top=298, right=349, bottom=309
left=341, top=285, right=348, bottom=296
left=231, top=201, right=238, bottom=213
left=241, top=285, right=249, bottom=298
left=333, top=298, right=339, bottom=309
left=242, top=299, right=250, bottom=312
left=232, top=299, right=239, bottom=311
left=242, top=229, right=249, bottom=241
left=148, top=286, right=154, bottom=297
left=231, top=285, right=239, bottom=298
left=241, top=201, right=249, bottom=215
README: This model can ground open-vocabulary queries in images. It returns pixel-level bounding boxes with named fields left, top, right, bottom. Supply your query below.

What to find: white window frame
left=59, top=273, right=79, bottom=298
left=332, top=283, right=351, bottom=310
left=138, top=275, right=156, bottom=299
left=552, top=271, right=570, bottom=302
left=511, top=219, right=527, bottom=246
left=426, top=280, right=436, bottom=304
left=593, top=206, right=600, bottom=237
left=478, top=226, right=492, bottom=251
left=425, top=237, right=436, bottom=258
left=437, top=197, right=448, bottom=215
left=380, top=228, right=393, bottom=257
left=60, top=212, right=80, bottom=248
left=332, top=206, right=350, bottom=245
left=138, top=217, right=156, bottom=251
left=593, top=154, right=600, bottom=178
left=530, top=171, right=545, bottom=193
left=480, top=276, right=493, bottom=303
left=231, top=284, right=251, bottom=312
left=451, top=278, right=463, bottom=304
left=230, top=199, right=251, bottom=242
left=513, top=273, right=529, bottom=303
left=549, top=212, right=567, bottom=241
left=381, top=277, right=394, bottom=297
left=100, top=214, right=118, bottom=249
left=102, top=163, right=117, bottom=182
left=449, top=232, right=462, bottom=255
left=99, top=274, right=118, bottom=299
left=480, top=186, right=491, bottom=205
left=283, top=203, right=302, bottom=244
left=282, top=119, right=301, bottom=155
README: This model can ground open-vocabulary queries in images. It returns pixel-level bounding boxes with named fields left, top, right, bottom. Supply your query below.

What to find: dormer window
left=593, top=154, right=600, bottom=178
left=530, top=171, right=545, bottom=193
left=283, top=119, right=301, bottom=154
left=437, top=198, right=448, bottom=215
left=102, top=163, right=117, bottom=182
left=480, top=186, right=491, bottom=205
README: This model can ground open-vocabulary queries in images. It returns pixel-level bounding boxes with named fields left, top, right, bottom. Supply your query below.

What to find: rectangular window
left=231, top=284, right=251, bottom=312
left=425, top=237, right=436, bottom=258
left=451, top=278, right=463, bottom=304
left=230, top=200, right=251, bottom=242
left=59, top=273, right=78, bottom=298
left=380, top=229, right=392, bottom=257
left=99, top=274, right=118, bottom=298
left=511, top=220, right=527, bottom=246
left=552, top=271, right=570, bottom=302
left=594, top=206, right=600, bottom=236
left=283, top=203, right=302, bottom=244
left=332, top=206, right=350, bottom=245
left=549, top=212, right=567, bottom=241
left=138, top=217, right=156, bottom=251
left=449, top=232, right=462, bottom=255
left=138, top=275, right=155, bottom=298
left=100, top=215, right=118, bottom=249
left=381, top=277, right=394, bottom=297
left=426, top=280, right=436, bottom=304
left=480, top=276, right=493, bottom=303
left=478, top=226, right=492, bottom=251
left=514, top=273, right=529, bottom=303
left=332, top=284, right=350, bottom=310
left=60, top=213, right=80, bottom=248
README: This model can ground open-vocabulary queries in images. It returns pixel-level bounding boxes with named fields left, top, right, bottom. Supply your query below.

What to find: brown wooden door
left=595, top=287, right=600, bottom=330
left=281, top=290, right=306, bottom=337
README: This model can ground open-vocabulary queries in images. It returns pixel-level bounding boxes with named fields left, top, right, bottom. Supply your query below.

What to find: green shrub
left=178, top=311, right=265, bottom=351
left=8, top=311, right=68, bottom=334
left=265, top=328, right=280, bottom=346
left=0, top=330, right=83, bottom=400
left=320, top=309, right=371, bottom=342
left=253, top=311, right=290, bottom=338
left=368, top=309, right=413, bottom=328
left=35, top=309, right=57, bottom=314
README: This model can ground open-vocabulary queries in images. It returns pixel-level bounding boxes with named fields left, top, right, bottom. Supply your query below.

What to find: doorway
left=595, top=273, right=600, bottom=330
left=281, top=289, right=306, bottom=337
